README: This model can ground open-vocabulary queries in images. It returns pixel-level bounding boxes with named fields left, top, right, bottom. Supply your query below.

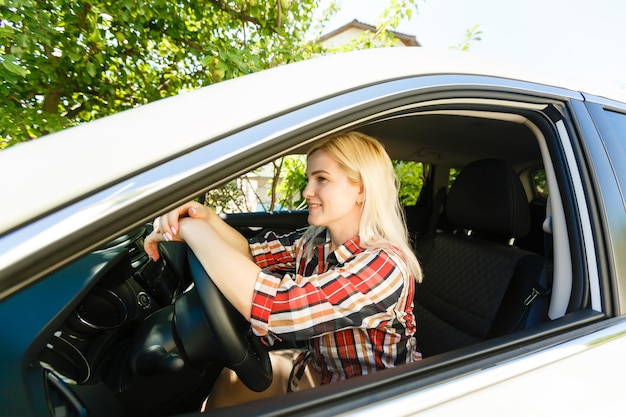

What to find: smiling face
left=303, top=150, right=364, bottom=246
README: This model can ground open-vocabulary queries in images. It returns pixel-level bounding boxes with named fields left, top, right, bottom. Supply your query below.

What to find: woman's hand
left=145, top=205, right=259, bottom=318
left=144, top=201, right=213, bottom=261
left=153, top=201, right=211, bottom=238
left=144, top=228, right=174, bottom=261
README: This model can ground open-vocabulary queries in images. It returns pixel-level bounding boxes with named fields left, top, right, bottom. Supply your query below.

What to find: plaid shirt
left=249, top=228, right=420, bottom=384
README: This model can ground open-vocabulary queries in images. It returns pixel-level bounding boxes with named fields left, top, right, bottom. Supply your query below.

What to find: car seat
left=413, top=159, right=545, bottom=357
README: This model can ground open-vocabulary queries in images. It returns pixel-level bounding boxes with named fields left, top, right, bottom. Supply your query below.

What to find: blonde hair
left=303, top=131, right=422, bottom=282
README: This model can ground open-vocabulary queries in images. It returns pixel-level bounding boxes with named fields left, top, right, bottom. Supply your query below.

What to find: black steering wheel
left=173, top=246, right=272, bottom=392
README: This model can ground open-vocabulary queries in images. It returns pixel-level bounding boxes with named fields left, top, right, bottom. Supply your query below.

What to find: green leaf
left=199, top=55, right=214, bottom=67
left=86, top=62, right=97, bottom=78
left=1, top=54, right=27, bottom=77
left=10, top=46, right=24, bottom=57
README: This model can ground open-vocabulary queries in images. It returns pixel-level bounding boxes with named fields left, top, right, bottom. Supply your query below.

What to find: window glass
left=598, top=109, right=626, bottom=204
left=206, top=156, right=426, bottom=214
left=532, top=169, right=549, bottom=199
left=447, top=166, right=548, bottom=200
left=603, top=110, right=626, bottom=154
left=204, top=155, right=307, bottom=214
left=448, top=167, right=460, bottom=189
left=394, top=160, right=425, bottom=206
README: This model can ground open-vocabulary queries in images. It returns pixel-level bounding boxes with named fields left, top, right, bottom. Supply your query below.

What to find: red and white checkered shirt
left=249, top=228, right=421, bottom=384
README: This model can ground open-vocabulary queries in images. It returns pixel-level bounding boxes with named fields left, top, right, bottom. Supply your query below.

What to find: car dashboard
left=36, top=226, right=212, bottom=417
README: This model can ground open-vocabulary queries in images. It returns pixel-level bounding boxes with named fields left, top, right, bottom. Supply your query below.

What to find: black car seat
left=414, top=159, right=545, bottom=357
left=517, top=196, right=547, bottom=255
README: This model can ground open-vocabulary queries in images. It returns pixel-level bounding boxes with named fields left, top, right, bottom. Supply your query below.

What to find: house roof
left=318, top=19, right=420, bottom=47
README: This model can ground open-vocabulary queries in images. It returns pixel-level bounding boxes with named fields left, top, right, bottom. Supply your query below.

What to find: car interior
left=35, top=94, right=597, bottom=416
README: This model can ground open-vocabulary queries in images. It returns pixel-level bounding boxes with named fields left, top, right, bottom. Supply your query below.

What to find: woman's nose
left=302, top=182, right=313, bottom=198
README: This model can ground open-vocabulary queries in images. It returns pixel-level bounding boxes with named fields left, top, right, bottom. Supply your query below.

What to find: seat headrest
left=446, top=159, right=530, bottom=238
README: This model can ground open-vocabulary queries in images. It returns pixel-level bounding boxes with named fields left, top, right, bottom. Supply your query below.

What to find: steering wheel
left=173, top=246, right=272, bottom=392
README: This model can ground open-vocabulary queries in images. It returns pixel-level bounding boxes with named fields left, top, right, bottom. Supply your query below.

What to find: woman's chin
left=307, top=214, right=321, bottom=226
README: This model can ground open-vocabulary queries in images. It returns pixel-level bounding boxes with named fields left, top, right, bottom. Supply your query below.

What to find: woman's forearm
left=154, top=201, right=253, bottom=261
left=205, top=209, right=254, bottom=261
left=180, top=217, right=260, bottom=320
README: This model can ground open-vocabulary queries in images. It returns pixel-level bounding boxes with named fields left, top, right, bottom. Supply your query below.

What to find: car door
left=198, top=77, right=626, bottom=416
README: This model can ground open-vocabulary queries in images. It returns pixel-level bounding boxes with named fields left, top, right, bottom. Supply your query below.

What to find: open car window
left=210, top=156, right=426, bottom=215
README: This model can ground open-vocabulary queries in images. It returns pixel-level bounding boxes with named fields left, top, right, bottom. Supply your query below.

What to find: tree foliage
left=0, top=0, right=323, bottom=147
left=276, top=155, right=307, bottom=210
left=2, top=0, right=462, bottom=213
left=393, top=160, right=424, bottom=206
left=204, top=177, right=249, bottom=213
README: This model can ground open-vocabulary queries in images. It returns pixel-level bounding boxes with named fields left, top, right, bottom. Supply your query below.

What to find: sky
left=318, top=0, right=626, bottom=89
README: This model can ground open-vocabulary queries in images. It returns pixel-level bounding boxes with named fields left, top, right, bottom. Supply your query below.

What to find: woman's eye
left=305, top=175, right=328, bottom=184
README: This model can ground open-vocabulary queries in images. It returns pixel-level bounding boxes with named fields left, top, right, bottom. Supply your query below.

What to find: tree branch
left=208, top=0, right=276, bottom=33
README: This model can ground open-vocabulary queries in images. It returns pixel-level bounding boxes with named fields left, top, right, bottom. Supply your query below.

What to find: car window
left=599, top=109, right=626, bottom=201
left=532, top=168, right=549, bottom=199
left=448, top=166, right=547, bottom=200
left=203, top=155, right=307, bottom=214
left=394, top=160, right=425, bottom=206
left=448, top=167, right=460, bottom=189
left=208, top=157, right=426, bottom=214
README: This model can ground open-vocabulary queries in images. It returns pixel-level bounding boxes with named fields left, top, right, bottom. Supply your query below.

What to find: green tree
left=204, top=177, right=249, bottom=213
left=533, top=169, right=548, bottom=199
left=276, top=155, right=307, bottom=210
left=0, top=0, right=323, bottom=147
left=393, top=160, right=424, bottom=205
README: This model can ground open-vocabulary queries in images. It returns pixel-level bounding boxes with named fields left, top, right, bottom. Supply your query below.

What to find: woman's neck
left=328, top=226, right=359, bottom=251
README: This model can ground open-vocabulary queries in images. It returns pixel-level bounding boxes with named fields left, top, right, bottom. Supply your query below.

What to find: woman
left=144, top=131, right=422, bottom=408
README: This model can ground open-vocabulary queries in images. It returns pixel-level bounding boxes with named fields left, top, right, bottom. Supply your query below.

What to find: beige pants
left=202, top=349, right=320, bottom=410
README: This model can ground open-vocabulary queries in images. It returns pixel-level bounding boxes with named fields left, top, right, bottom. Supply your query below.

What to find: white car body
left=1, top=47, right=626, bottom=417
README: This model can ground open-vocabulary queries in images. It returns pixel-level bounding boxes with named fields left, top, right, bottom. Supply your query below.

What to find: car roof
left=1, top=47, right=624, bottom=235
